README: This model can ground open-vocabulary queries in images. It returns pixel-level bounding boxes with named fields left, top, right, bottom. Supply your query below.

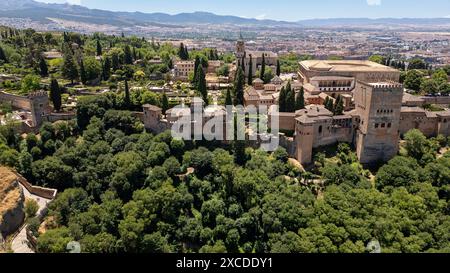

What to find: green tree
left=285, top=82, right=295, bottom=113
left=369, top=55, right=385, bottom=64
left=375, top=156, right=419, bottom=189
left=39, top=57, right=48, bottom=77
left=408, top=58, right=427, bottom=70
left=62, top=50, right=79, bottom=84
left=21, top=74, right=41, bottom=94
left=248, top=55, right=253, bottom=85
left=83, top=57, right=102, bottom=82
left=96, top=39, right=102, bottom=56
left=276, top=59, right=281, bottom=76
left=263, top=67, right=274, bottom=84
left=193, top=56, right=201, bottom=86
left=295, top=87, right=305, bottom=110
left=404, top=129, right=436, bottom=162
left=260, top=54, right=266, bottom=81
left=225, top=86, right=232, bottom=106
left=37, top=227, right=74, bottom=253
left=420, top=79, right=439, bottom=95
left=233, top=67, right=245, bottom=106
left=278, top=86, right=287, bottom=112
left=50, top=78, right=62, bottom=111
left=124, top=80, right=131, bottom=109
left=80, top=59, right=87, bottom=84
left=161, top=92, right=169, bottom=115
left=403, top=70, right=423, bottom=92
left=0, top=46, right=7, bottom=63
left=24, top=199, right=39, bottom=218
left=333, top=95, right=344, bottom=115
left=196, top=65, right=208, bottom=105
left=124, top=45, right=133, bottom=65
left=102, top=56, right=111, bottom=80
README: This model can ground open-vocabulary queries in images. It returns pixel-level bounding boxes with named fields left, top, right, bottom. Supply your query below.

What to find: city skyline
left=36, top=0, right=450, bottom=21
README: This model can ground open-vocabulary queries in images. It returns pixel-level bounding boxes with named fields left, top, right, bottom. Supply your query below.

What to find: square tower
left=354, top=81, right=403, bottom=164
left=28, top=91, right=51, bottom=127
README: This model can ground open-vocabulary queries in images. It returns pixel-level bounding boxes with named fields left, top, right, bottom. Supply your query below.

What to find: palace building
left=235, top=33, right=278, bottom=78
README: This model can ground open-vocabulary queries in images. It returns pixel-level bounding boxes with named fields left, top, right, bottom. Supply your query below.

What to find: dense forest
left=2, top=95, right=450, bottom=252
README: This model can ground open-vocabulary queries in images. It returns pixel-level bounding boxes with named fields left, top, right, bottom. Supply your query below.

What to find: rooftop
left=301, top=60, right=398, bottom=73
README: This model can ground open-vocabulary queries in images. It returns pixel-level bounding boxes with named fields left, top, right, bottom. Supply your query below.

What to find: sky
left=36, top=0, right=450, bottom=21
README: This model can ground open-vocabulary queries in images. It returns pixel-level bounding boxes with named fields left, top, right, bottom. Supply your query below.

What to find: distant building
left=298, top=60, right=400, bottom=95
left=235, top=33, right=278, bottom=77
left=174, top=60, right=195, bottom=81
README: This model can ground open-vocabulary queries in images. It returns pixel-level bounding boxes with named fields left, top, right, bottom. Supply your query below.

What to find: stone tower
left=235, top=32, right=245, bottom=60
left=28, top=91, right=50, bottom=127
left=353, top=81, right=403, bottom=165
left=143, top=104, right=162, bottom=131
left=295, top=118, right=315, bottom=165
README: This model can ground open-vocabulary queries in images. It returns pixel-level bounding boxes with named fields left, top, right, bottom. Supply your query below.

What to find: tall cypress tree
left=102, top=57, right=111, bottom=80
left=225, top=86, right=233, bottom=106
left=39, top=57, right=48, bottom=77
left=184, top=45, right=189, bottom=60
left=124, top=45, right=133, bottom=64
left=124, top=79, right=131, bottom=109
left=162, top=92, right=169, bottom=115
left=247, top=55, right=253, bottom=85
left=0, top=46, right=7, bottom=63
left=285, top=82, right=295, bottom=113
left=193, top=56, right=200, bottom=85
left=96, top=40, right=102, bottom=56
left=295, top=87, right=305, bottom=110
left=196, top=65, right=208, bottom=105
left=276, top=60, right=281, bottom=76
left=278, top=86, right=287, bottom=112
left=178, top=43, right=184, bottom=59
left=49, top=78, right=62, bottom=112
left=234, top=67, right=245, bottom=106
left=233, top=116, right=247, bottom=166
left=324, top=97, right=334, bottom=112
left=334, top=95, right=344, bottom=115
left=80, top=60, right=87, bottom=85
left=260, top=54, right=266, bottom=81
left=132, top=47, right=137, bottom=61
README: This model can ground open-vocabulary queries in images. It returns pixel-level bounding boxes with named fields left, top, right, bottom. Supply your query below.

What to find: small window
left=375, top=123, right=379, bottom=128
left=381, top=123, right=386, bottom=128
left=388, top=123, right=392, bottom=128
left=319, top=126, right=323, bottom=134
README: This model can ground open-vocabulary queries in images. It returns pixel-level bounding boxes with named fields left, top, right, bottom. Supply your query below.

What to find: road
left=10, top=184, right=52, bottom=253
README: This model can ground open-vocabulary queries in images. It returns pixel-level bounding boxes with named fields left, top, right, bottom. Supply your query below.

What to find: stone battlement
left=27, top=91, right=48, bottom=99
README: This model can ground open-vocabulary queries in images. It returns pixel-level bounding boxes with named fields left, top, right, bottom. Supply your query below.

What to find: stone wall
left=0, top=91, right=31, bottom=110
left=11, top=170, right=57, bottom=200
left=422, top=96, right=450, bottom=106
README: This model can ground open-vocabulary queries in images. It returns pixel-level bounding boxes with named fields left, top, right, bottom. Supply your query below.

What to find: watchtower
left=28, top=91, right=50, bottom=127
left=353, top=81, right=403, bottom=164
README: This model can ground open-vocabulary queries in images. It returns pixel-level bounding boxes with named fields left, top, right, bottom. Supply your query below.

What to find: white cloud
left=68, top=0, right=82, bottom=5
left=366, top=0, right=382, bottom=6
left=37, top=0, right=81, bottom=4
left=255, top=14, right=267, bottom=20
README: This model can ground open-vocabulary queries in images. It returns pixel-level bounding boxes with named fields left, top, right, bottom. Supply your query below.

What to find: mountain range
left=0, top=0, right=449, bottom=29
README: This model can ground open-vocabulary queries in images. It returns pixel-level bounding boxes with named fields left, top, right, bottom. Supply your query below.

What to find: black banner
left=0, top=253, right=448, bottom=272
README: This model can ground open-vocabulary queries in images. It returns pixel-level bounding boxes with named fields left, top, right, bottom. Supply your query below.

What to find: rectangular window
left=375, top=123, right=379, bottom=128
left=381, top=123, right=386, bottom=128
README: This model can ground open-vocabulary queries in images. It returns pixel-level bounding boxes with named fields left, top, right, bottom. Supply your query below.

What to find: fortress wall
left=0, top=91, right=31, bottom=110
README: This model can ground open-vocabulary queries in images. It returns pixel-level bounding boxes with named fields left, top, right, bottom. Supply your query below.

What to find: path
left=10, top=184, right=52, bottom=253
